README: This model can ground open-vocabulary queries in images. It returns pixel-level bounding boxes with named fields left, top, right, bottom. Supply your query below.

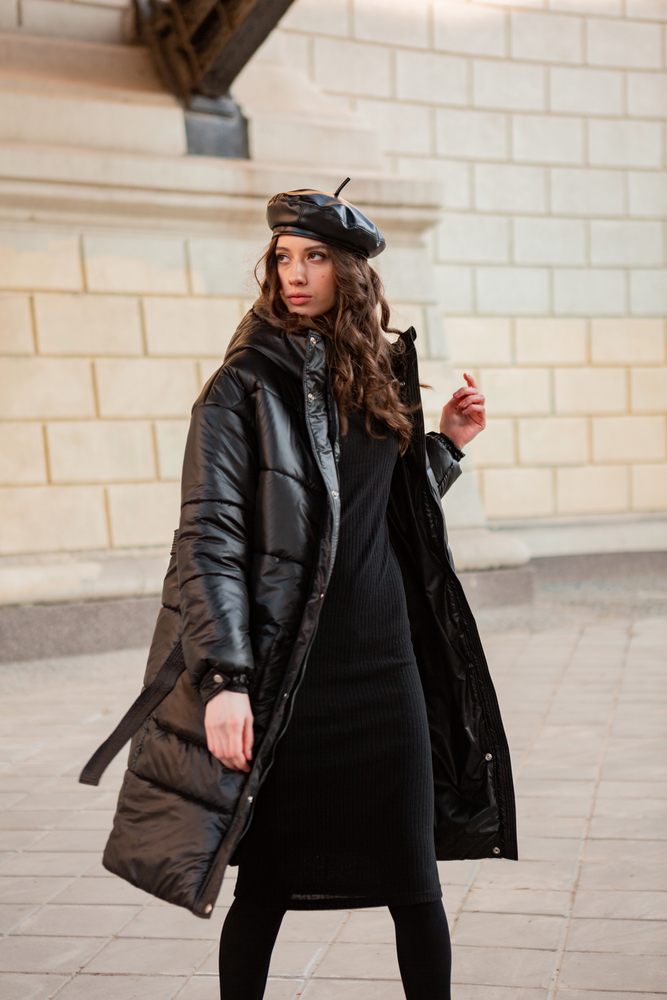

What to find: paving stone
left=83, top=937, right=213, bottom=975
left=464, top=886, right=570, bottom=917
left=49, top=876, right=151, bottom=906
left=0, top=934, right=103, bottom=973
left=279, top=909, right=348, bottom=943
left=0, top=811, right=74, bottom=830
left=475, top=860, right=577, bottom=891
left=453, top=911, right=564, bottom=950
left=0, top=903, right=37, bottom=934
left=312, top=942, right=401, bottom=980
left=558, top=952, right=666, bottom=992
left=518, top=817, right=587, bottom=839
left=566, top=917, right=667, bottom=955
left=572, top=890, right=667, bottom=921
left=518, top=837, right=582, bottom=862
left=23, top=830, right=109, bottom=853
left=589, top=817, right=666, bottom=840
left=119, top=902, right=226, bottom=939
left=578, top=862, right=667, bottom=892
left=300, top=980, right=405, bottom=998
left=0, top=973, right=69, bottom=1000
left=555, top=992, right=664, bottom=1000
left=335, top=909, right=395, bottom=943
left=0, top=877, right=72, bottom=904
left=0, top=852, right=99, bottom=878
left=450, top=944, right=556, bottom=988
left=583, top=839, right=667, bottom=863
left=15, top=903, right=140, bottom=937
left=56, top=811, right=115, bottom=831
left=54, top=974, right=187, bottom=999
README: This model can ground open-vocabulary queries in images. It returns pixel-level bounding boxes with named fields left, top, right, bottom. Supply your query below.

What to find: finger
left=221, top=755, right=251, bottom=772
left=243, top=716, right=254, bottom=762
left=463, top=372, right=478, bottom=389
left=454, top=386, right=482, bottom=399
left=458, top=393, right=485, bottom=406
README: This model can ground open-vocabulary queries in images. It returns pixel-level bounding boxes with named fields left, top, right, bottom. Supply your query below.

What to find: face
left=275, top=235, right=337, bottom=318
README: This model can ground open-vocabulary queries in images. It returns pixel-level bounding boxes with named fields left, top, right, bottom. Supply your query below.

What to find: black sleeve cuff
left=433, top=432, right=465, bottom=463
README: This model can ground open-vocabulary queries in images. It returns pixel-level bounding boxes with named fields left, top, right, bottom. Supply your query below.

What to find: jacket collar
left=224, top=306, right=417, bottom=381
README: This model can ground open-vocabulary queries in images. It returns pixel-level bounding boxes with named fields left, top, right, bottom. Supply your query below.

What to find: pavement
left=0, top=599, right=665, bottom=999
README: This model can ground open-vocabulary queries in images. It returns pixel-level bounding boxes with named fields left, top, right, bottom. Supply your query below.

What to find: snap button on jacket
left=90, top=311, right=517, bottom=918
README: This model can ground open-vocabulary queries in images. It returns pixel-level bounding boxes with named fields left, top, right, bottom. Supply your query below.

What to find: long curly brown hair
left=254, top=236, right=416, bottom=455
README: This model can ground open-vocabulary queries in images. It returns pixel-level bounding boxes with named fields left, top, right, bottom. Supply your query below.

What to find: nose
left=288, top=258, right=306, bottom=285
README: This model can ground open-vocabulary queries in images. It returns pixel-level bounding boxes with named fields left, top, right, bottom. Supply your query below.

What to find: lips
left=289, top=295, right=311, bottom=303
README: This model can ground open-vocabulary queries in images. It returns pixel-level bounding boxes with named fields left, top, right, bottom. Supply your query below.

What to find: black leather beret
left=266, top=182, right=386, bottom=259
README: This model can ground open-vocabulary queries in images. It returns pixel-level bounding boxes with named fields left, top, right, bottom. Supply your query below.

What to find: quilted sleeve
left=425, top=432, right=464, bottom=499
left=177, top=367, right=258, bottom=702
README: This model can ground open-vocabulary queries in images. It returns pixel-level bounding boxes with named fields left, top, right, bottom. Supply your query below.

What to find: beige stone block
left=589, top=119, right=662, bottom=168
left=593, top=415, right=665, bottom=462
left=473, top=59, right=545, bottom=111
left=464, top=418, right=515, bottom=467
left=0, top=424, right=47, bottom=485
left=435, top=265, right=473, bottom=314
left=354, top=0, right=429, bottom=47
left=356, top=99, right=431, bottom=156
left=435, top=108, right=507, bottom=160
left=626, top=0, right=667, bottom=19
left=557, top=465, right=629, bottom=513
left=198, top=358, right=223, bottom=390
left=550, top=0, right=621, bottom=12
left=34, top=294, right=143, bottom=356
left=0, top=358, right=95, bottom=418
left=483, top=467, right=555, bottom=518
left=0, top=2, right=18, bottom=31
left=143, top=297, right=241, bottom=358
left=519, top=417, right=589, bottom=465
left=555, top=368, right=626, bottom=414
left=397, top=157, right=470, bottom=209
left=46, top=421, right=155, bottom=484
left=477, top=268, right=550, bottom=316
left=628, top=72, right=667, bottom=118
left=549, top=66, right=624, bottom=115
left=445, top=318, right=512, bottom=365
left=516, top=319, right=587, bottom=365
left=434, top=1, right=507, bottom=57
left=513, top=114, right=584, bottom=165
left=107, top=482, right=181, bottom=547
left=155, top=420, right=189, bottom=481
left=631, top=270, right=667, bottom=315
left=0, top=229, right=81, bottom=291
left=632, top=463, right=667, bottom=510
left=0, top=485, right=108, bottom=554
left=551, top=167, right=625, bottom=217
left=630, top=368, right=667, bottom=413
left=591, top=319, right=665, bottom=364
left=19, top=0, right=124, bottom=44
left=438, top=214, right=509, bottom=264
left=553, top=269, right=626, bottom=316
left=514, top=217, right=586, bottom=265
left=587, top=16, right=662, bottom=68
left=314, top=37, right=391, bottom=97
left=189, top=237, right=266, bottom=297
left=511, top=11, right=583, bottom=63
left=590, top=221, right=663, bottom=267
left=474, top=164, right=546, bottom=214
left=95, top=359, right=198, bottom=418
left=481, top=368, right=551, bottom=416
left=0, top=295, right=33, bottom=355
left=83, top=235, right=188, bottom=295
left=396, top=50, right=467, bottom=105
left=280, top=0, right=349, bottom=35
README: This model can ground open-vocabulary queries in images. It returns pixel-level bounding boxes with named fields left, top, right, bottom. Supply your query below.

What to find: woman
left=83, top=184, right=516, bottom=1000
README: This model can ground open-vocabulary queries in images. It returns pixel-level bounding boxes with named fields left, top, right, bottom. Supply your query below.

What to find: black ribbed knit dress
left=234, top=409, right=442, bottom=910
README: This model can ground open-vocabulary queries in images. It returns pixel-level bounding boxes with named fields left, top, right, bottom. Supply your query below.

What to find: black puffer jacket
left=97, top=311, right=517, bottom=918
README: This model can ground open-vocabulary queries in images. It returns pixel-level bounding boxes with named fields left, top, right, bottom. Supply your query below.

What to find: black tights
left=219, top=897, right=451, bottom=1000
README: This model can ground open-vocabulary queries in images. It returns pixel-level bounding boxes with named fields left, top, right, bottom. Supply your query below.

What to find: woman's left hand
left=439, top=373, right=486, bottom=450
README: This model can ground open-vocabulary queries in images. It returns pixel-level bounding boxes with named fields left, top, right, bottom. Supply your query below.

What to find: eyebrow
left=276, top=243, right=328, bottom=253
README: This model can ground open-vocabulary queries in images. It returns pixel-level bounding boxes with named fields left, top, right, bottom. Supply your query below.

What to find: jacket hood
left=224, top=308, right=307, bottom=381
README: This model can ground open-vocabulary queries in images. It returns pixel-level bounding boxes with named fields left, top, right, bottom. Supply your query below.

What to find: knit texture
left=234, top=410, right=442, bottom=910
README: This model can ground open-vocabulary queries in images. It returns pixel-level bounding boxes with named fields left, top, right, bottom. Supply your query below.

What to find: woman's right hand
left=204, top=690, right=254, bottom=772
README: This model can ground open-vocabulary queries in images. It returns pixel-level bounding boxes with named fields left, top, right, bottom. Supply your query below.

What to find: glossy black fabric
left=234, top=410, right=441, bottom=909
left=102, top=310, right=517, bottom=919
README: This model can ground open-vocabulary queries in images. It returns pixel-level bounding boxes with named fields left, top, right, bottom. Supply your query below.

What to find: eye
left=309, top=251, right=326, bottom=261
left=276, top=253, right=290, bottom=263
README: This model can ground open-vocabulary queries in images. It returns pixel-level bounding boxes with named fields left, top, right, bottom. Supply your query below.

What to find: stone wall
left=273, top=0, right=667, bottom=523
left=0, top=0, right=665, bottom=571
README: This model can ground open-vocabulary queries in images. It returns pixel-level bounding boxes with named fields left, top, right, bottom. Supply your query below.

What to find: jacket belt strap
left=79, top=641, right=185, bottom=787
